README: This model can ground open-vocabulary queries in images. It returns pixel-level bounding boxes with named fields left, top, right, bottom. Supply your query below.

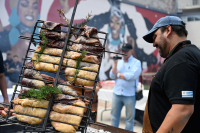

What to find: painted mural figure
left=0, top=0, right=166, bottom=88
left=0, top=0, right=40, bottom=60
left=87, top=0, right=157, bottom=80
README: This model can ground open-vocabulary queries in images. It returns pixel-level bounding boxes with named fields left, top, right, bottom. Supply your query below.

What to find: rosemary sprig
left=73, top=50, right=87, bottom=82
left=57, top=9, right=70, bottom=25
left=57, top=9, right=92, bottom=39
left=73, top=12, right=92, bottom=29
left=36, top=30, right=48, bottom=62
left=24, top=86, right=62, bottom=101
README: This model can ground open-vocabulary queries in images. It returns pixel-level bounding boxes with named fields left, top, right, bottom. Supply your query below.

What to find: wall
left=186, top=21, right=200, bottom=48
left=125, top=0, right=177, bottom=14
left=0, top=0, right=168, bottom=82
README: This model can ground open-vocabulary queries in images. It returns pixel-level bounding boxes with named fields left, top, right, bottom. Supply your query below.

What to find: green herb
left=73, top=12, right=92, bottom=29
left=36, top=30, right=48, bottom=62
left=57, top=9, right=70, bottom=26
left=73, top=50, right=87, bottom=82
left=25, top=85, right=62, bottom=100
left=57, top=9, right=92, bottom=39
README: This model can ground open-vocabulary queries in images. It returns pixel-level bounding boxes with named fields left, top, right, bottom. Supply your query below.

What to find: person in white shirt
left=109, top=43, right=142, bottom=131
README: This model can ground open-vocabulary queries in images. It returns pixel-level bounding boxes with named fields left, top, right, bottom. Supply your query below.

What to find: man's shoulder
left=131, top=56, right=141, bottom=64
left=178, top=44, right=200, bottom=62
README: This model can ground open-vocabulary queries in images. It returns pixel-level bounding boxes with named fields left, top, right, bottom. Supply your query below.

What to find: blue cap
left=143, top=16, right=185, bottom=43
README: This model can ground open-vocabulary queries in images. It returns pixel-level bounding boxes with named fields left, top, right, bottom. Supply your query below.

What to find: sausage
left=3, top=108, right=13, bottom=116
left=1, top=110, right=7, bottom=117
left=4, top=108, right=8, bottom=112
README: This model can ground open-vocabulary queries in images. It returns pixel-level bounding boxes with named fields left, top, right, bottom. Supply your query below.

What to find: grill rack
left=1, top=0, right=126, bottom=132
left=3, top=25, right=105, bottom=133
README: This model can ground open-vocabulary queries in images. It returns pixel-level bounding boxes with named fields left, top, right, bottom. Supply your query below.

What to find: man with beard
left=142, top=16, right=200, bottom=133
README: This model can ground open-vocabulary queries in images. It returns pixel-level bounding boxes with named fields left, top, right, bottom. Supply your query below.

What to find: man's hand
left=112, top=54, right=118, bottom=64
left=117, top=73, right=126, bottom=80
left=16, top=68, right=20, bottom=72
left=111, top=55, right=118, bottom=75
left=7, top=68, right=15, bottom=73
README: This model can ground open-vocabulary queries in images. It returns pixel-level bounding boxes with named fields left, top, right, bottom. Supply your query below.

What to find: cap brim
left=143, top=27, right=158, bottom=43
left=121, top=48, right=132, bottom=51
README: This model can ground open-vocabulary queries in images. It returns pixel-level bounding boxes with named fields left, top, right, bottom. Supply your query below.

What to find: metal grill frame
left=1, top=0, right=126, bottom=132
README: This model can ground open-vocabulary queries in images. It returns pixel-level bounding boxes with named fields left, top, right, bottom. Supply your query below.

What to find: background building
left=177, top=0, right=200, bottom=48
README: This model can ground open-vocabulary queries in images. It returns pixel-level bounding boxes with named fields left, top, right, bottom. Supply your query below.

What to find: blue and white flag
left=182, top=91, right=193, bottom=98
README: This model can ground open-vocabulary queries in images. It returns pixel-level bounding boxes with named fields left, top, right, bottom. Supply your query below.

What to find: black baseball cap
left=143, top=16, right=185, bottom=43
left=121, top=43, right=132, bottom=51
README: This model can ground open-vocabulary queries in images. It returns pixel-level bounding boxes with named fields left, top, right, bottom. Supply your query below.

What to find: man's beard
left=159, top=46, right=164, bottom=58
left=159, top=37, right=167, bottom=58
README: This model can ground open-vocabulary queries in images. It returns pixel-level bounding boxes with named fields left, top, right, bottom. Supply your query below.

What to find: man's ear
left=166, top=25, right=172, bottom=37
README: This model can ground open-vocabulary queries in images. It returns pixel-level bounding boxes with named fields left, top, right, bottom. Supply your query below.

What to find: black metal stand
left=101, top=101, right=111, bottom=121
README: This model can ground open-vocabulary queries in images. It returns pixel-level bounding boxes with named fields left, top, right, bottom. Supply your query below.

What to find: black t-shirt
left=0, top=50, right=4, bottom=73
left=149, top=40, right=200, bottom=133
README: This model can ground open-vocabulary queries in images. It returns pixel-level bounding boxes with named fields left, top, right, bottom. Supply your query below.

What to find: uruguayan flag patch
left=182, top=91, right=193, bottom=98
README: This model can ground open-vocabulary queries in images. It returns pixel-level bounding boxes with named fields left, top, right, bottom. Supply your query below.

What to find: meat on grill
left=13, top=104, right=47, bottom=125
left=49, top=111, right=82, bottom=130
left=64, top=68, right=97, bottom=86
left=23, top=69, right=43, bottom=80
left=78, top=25, right=97, bottom=38
left=52, top=99, right=85, bottom=115
left=39, top=39, right=65, bottom=48
left=12, top=97, right=49, bottom=109
left=21, top=78, right=45, bottom=88
left=14, top=22, right=101, bottom=132
left=32, top=51, right=99, bottom=72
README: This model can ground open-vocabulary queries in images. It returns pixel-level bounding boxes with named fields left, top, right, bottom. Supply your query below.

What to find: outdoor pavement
left=96, top=99, right=143, bottom=133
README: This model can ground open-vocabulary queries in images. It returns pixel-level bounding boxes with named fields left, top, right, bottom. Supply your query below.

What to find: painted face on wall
left=109, top=14, right=122, bottom=40
left=18, top=0, right=39, bottom=27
